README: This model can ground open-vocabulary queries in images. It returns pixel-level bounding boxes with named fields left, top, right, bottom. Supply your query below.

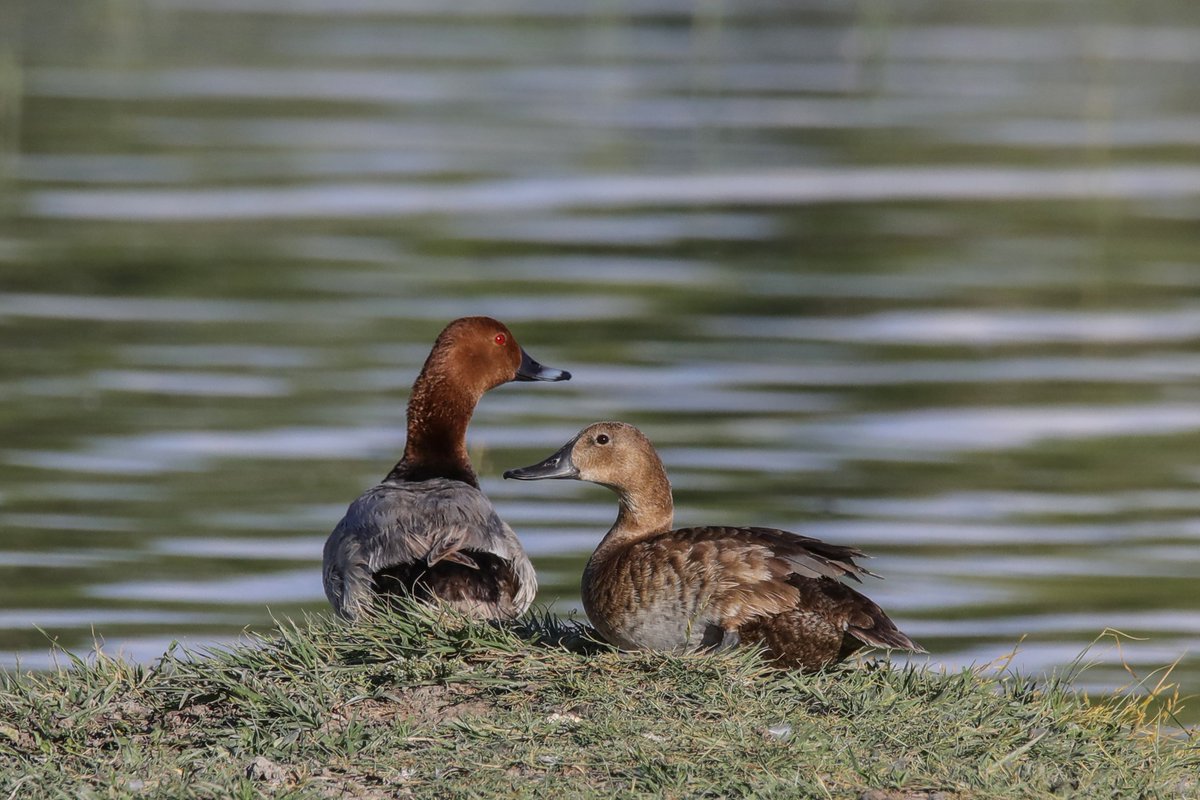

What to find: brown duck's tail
left=841, top=586, right=926, bottom=653
left=850, top=618, right=925, bottom=653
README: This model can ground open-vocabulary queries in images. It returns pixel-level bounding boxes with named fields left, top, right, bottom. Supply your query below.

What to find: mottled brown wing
left=641, top=527, right=839, bottom=631
left=671, top=526, right=874, bottom=582
left=662, top=526, right=920, bottom=656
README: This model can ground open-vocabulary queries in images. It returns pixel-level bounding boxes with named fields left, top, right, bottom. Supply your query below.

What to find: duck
left=504, top=421, right=923, bottom=670
left=323, top=316, right=571, bottom=621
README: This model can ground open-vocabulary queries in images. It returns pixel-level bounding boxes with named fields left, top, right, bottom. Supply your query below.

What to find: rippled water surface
left=2, top=0, right=1200, bottom=715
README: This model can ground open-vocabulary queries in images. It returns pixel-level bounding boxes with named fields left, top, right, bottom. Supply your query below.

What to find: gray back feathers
left=323, top=477, right=537, bottom=620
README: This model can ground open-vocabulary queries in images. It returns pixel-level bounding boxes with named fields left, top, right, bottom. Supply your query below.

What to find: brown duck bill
left=503, top=439, right=579, bottom=480
left=514, top=349, right=571, bottom=382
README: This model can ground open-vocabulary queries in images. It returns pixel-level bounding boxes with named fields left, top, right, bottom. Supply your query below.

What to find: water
left=2, top=0, right=1199, bottom=715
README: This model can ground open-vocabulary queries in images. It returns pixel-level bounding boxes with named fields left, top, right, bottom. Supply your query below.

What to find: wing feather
left=646, top=525, right=881, bottom=629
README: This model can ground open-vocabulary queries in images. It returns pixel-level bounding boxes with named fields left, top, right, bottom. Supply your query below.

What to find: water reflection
left=87, top=569, right=322, bottom=605
left=2, top=0, right=1199, bottom=718
left=715, top=308, right=1200, bottom=345
left=29, top=166, right=1200, bottom=220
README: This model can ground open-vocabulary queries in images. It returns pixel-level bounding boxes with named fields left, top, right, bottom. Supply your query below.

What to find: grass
left=0, top=605, right=1196, bottom=799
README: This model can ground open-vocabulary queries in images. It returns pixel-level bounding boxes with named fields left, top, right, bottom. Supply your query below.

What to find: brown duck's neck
left=595, top=473, right=675, bottom=554
left=385, top=371, right=481, bottom=488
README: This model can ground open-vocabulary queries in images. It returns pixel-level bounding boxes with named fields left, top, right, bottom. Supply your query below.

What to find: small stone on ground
left=247, top=756, right=286, bottom=783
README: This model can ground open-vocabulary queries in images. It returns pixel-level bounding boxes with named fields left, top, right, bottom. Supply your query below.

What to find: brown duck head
left=505, top=421, right=673, bottom=538
left=391, top=316, right=571, bottom=486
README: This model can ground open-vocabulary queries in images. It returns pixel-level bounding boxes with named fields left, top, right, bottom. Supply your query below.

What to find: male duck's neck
left=384, top=372, right=480, bottom=488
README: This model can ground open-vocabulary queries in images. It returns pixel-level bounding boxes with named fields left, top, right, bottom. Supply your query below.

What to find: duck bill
left=514, top=348, right=571, bottom=382
left=503, top=440, right=579, bottom=481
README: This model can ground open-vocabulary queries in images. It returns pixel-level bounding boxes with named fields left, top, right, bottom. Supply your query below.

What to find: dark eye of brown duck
left=595, top=434, right=610, bottom=445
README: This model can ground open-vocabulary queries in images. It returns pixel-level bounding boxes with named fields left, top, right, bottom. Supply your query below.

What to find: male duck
left=505, top=421, right=923, bottom=670
left=323, top=316, right=570, bottom=621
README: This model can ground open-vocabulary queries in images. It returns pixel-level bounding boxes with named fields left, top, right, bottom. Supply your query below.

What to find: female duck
left=505, top=422, right=922, bottom=670
left=323, top=316, right=570, bottom=621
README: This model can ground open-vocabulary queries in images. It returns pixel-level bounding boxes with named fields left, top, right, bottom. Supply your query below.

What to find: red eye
left=494, top=333, right=507, bottom=346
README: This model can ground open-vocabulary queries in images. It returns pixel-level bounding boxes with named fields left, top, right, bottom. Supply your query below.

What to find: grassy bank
left=1, top=607, right=1195, bottom=799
